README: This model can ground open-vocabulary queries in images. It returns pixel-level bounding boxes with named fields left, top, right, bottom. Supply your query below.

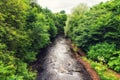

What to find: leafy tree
left=0, top=0, right=67, bottom=79
left=65, top=0, right=120, bottom=50
left=54, top=11, right=67, bottom=33
left=65, top=0, right=120, bottom=73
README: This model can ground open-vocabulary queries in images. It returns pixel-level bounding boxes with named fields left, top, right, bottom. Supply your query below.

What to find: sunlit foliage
left=0, top=0, right=67, bottom=79
left=65, top=0, right=120, bottom=73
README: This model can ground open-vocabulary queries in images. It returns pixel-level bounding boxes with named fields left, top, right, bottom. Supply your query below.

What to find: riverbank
left=34, top=35, right=92, bottom=80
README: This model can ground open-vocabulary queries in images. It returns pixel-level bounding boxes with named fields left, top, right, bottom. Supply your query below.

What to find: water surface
left=37, top=35, right=92, bottom=80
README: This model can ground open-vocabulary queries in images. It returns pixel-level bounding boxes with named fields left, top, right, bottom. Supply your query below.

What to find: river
left=36, top=35, right=92, bottom=80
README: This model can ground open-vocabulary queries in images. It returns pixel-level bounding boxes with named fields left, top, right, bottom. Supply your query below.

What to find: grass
left=82, top=57, right=120, bottom=80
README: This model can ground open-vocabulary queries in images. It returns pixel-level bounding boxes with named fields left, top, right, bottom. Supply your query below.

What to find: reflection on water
left=37, top=35, right=92, bottom=80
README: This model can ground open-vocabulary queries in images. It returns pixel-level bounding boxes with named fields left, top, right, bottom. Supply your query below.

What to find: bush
left=83, top=57, right=118, bottom=80
left=65, top=0, right=120, bottom=75
left=65, top=0, right=120, bottom=51
left=91, top=62, right=118, bottom=80
left=108, top=51, right=120, bottom=72
left=54, top=11, right=67, bottom=34
left=87, top=42, right=116, bottom=63
left=0, top=0, right=67, bottom=79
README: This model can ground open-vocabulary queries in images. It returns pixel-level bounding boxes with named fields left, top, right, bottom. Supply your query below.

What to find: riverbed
left=36, top=35, right=92, bottom=80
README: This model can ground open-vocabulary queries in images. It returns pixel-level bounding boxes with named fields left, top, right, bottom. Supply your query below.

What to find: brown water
left=36, top=35, right=92, bottom=80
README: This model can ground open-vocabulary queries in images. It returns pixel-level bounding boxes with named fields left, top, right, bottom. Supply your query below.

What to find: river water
left=36, top=35, right=92, bottom=80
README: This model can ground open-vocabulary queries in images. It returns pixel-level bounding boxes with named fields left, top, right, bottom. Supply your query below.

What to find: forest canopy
left=0, top=0, right=67, bottom=79
left=65, top=0, right=120, bottom=74
left=1, top=0, right=120, bottom=79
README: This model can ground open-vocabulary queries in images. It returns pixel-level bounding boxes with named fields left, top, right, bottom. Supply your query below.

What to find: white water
left=37, top=35, right=91, bottom=80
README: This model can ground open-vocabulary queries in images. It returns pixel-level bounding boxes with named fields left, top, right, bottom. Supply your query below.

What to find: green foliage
left=40, top=8, right=58, bottom=38
left=54, top=11, right=67, bottom=33
left=0, top=51, right=16, bottom=79
left=91, top=62, right=118, bottom=80
left=87, top=42, right=120, bottom=73
left=65, top=3, right=89, bottom=37
left=87, top=41, right=120, bottom=73
left=0, top=0, right=67, bottom=79
left=65, top=0, right=120, bottom=74
left=87, top=42, right=116, bottom=63
left=0, top=43, right=36, bottom=80
left=0, top=0, right=36, bottom=79
left=108, top=51, right=120, bottom=72
left=71, top=3, right=89, bottom=16
left=83, top=57, right=119, bottom=80
left=65, top=0, right=120, bottom=50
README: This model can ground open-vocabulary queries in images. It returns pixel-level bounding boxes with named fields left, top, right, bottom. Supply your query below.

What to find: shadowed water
left=37, top=35, right=92, bottom=80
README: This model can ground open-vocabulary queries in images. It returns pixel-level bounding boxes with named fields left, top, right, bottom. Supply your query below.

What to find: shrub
left=87, top=42, right=116, bottom=63
left=108, top=51, right=120, bottom=72
left=83, top=57, right=118, bottom=80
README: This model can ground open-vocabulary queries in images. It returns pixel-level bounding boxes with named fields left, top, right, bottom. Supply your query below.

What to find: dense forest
left=65, top=0, right=120, bottom=79
left=0, top=0, right=66, bottom=79
left=0, top=0, right=120, bottom=80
